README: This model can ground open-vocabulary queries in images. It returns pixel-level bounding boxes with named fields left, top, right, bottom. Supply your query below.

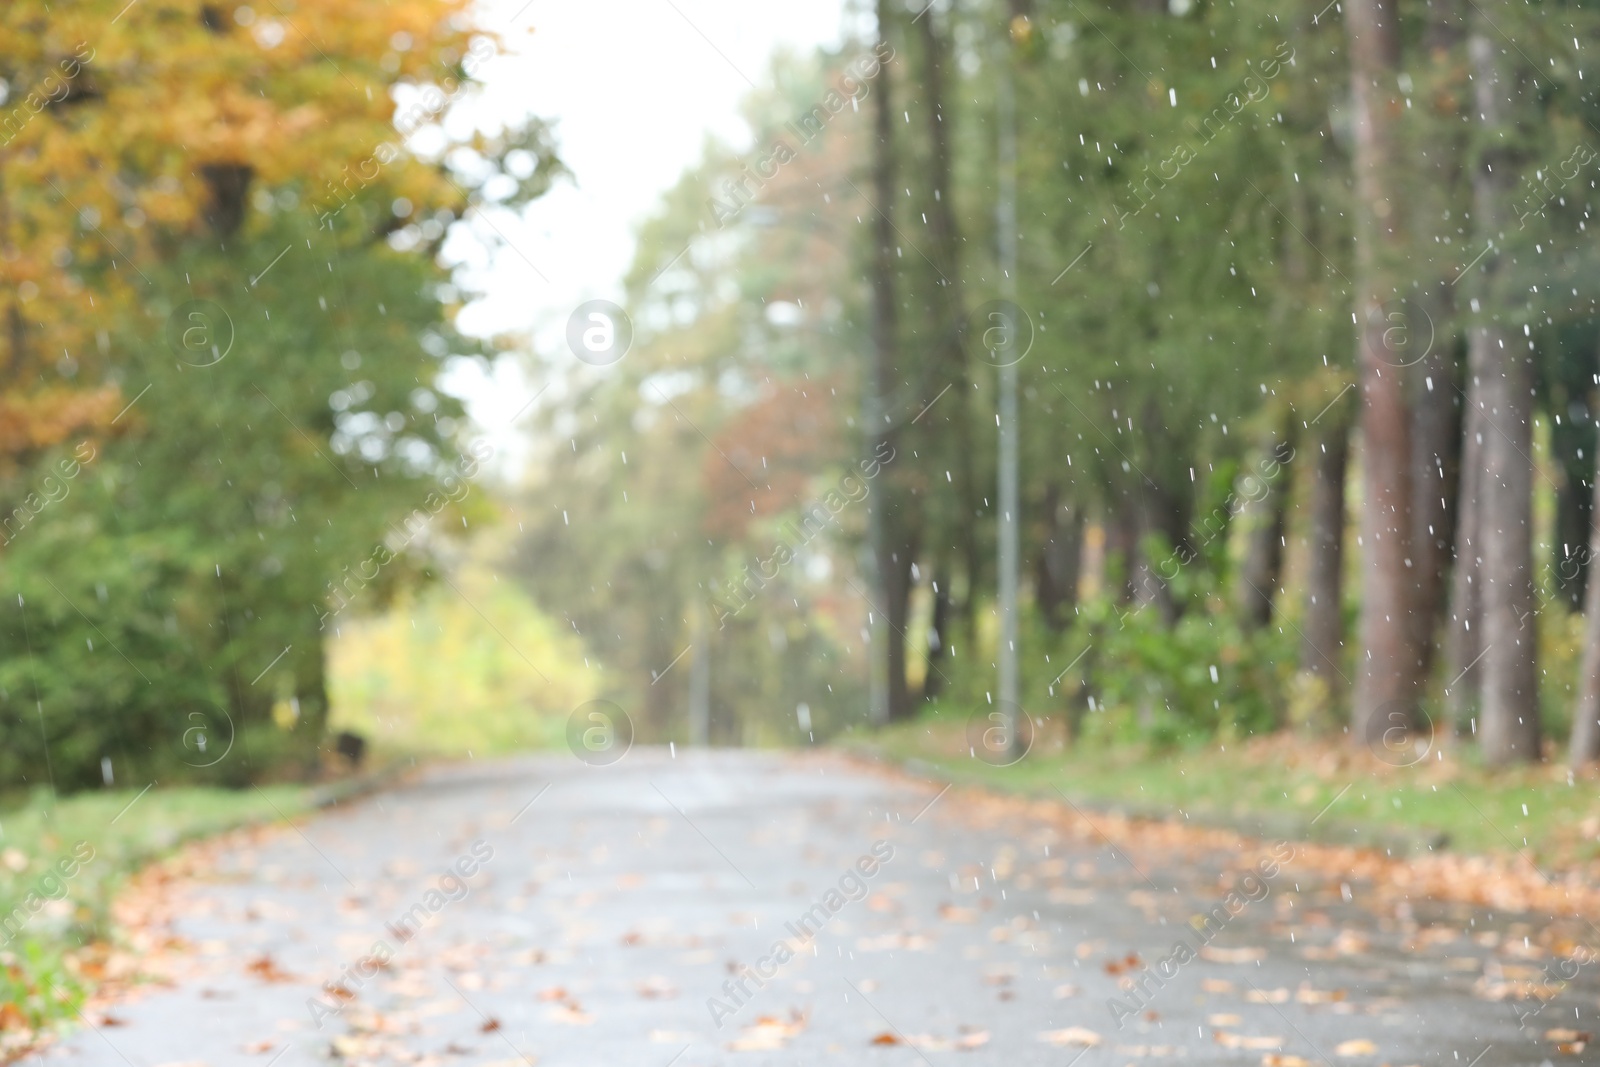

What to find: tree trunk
left=1302, top=424, right=1349, bottom=685
left=1346, top=0, right=1426, bottom=736
left=868, top=0, right=917, bottom=724
left=912, top=7, right=980, bottom=671
left=1570, top=446, right=1600, bottom=765
left=923, top=562, right=952, bottom=701
left=1410, top=0, right=1467, bottom=681
left=1409, top=333, right=1461, bottom=675
left=1468, top=28, right=1540, bottom=765
left=1237, top=432, right=1291, bottom=629
left=879, top=533, right=918, bottom=722
left=1035, top=482, right=1082, bottom=630
left=1447, top=333, right=1489, bottom=728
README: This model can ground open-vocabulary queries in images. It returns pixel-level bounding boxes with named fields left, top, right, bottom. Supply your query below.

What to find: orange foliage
left=700, top=379, right=843, bottom=542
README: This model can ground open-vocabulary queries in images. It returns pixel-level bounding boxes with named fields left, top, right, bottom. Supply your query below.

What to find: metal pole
left=689, top=600, right=710, bottom=745
left=996, top=23, right=1021, bottom=758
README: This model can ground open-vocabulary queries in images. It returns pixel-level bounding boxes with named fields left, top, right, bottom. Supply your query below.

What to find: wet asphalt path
left=37, top=750, right=1571, bottom=1066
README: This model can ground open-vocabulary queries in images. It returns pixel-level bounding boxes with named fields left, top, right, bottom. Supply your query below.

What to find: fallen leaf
left=1246, top=988, right=1290, bottom=1004
left=1215, top=1032, right=1285, bottom=1050
left=1209, top=1014, right=1242, bottom=1026
left=871, top=1032, right=900, bottom=1045
left=1202, top=978, right=1236, bottom=994
left=547, top=1004, right=594, bottom=1026
left=1262, top=1056, right=1312, bottom=1067
left=1200, top=946, right=1265, bottom=964
left=1546, top=1029, right=1593, bottom=1043
left=329, top=1034, right=382, bottom=1059
left=242, top=1039, right=275, bottom=1054
left=939, top=904, right=978, bottom=923
left=244, top=955, right=294, bottom=982
left=536, top=986, right=570, bottom=1002
left=480, top=1018, right=501, bottom=1033
left=1039, top=1027, right=1102, bottom=1047
left=1053, top=983, right=1080, bottom=999
left=1334, top=1039, right=1377, bottom=1056
left=729, top=1013, right=806, bottom=1051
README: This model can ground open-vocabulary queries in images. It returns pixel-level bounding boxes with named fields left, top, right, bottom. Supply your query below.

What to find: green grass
left=854, top=714, right=1600, bottom=866
left=0, top=783, right=307, bottom=1049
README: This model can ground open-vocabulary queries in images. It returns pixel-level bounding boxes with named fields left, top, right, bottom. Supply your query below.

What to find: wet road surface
left=37, top=749, right=1578, bottom=1066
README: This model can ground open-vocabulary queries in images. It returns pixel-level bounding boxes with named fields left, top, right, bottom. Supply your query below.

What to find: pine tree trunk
left=923, top=563, right=952, bottom=701
left=1302, top=425, right=1349, bottom=684
left=1468, top=27, right=1540, bottom=765
left=1569, top=446, right=1600, bottom=765
left=1410, top=336, right=1461, bottom=676
left=868, top=0, right=917, bottom=724
left=1447, top=344, right=1487, bottom=727
left=1347, top=0, right=1426, bottom=736
left=880, top=533, right=918, bottom=722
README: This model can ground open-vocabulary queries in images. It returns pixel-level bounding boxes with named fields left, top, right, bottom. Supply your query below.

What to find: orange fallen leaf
left=480, top=1017, right=501, bottom=1033
left=1039, top=1027, right=1102, bottom=1047
left=1334, top=1038, right=1377, bottom=1056
left=1546, top=1029, right=1593, bottom=1043
left=244, top=955, right=294, bottom=982
left=729, top=1013, right=806, bottom=1051
left=871, top=1032, right=900, bottom=1045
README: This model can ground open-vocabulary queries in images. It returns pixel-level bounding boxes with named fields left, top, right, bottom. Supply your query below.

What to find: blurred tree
left=0, top=0, right=562, bottom=787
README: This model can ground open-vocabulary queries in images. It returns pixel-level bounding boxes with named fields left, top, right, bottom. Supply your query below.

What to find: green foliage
left=0, top=214, right=488, bottom=790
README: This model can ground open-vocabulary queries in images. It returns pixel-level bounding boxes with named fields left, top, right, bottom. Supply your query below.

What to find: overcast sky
left=437, top=0, right=852, bottom=460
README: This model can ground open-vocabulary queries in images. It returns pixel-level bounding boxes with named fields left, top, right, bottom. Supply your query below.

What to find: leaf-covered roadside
left=0, top=784, right=306, bottom=1057
left=854, top=720, right=1600, bottom=890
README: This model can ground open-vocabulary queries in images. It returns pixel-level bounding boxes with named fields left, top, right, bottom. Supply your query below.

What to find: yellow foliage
left=0, top=0, right=487, bottom=461
left=328, top=558, right=600, bottom=757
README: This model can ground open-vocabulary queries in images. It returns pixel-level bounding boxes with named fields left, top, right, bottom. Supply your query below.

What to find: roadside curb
left=307, top=759, right=414, bottom=810
left=873, top=751, right=1449, bottom=859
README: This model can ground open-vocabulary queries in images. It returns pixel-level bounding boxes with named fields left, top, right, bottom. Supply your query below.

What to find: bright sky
left=438, top=0, right=852, bottom=462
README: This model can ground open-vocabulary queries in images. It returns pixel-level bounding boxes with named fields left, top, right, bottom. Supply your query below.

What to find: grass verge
left=0, top=783, right=307, bottom=1053
left=851, top=714, right=1600, bottom=868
